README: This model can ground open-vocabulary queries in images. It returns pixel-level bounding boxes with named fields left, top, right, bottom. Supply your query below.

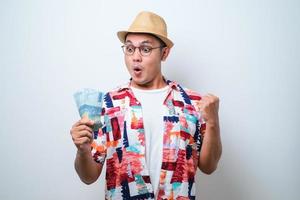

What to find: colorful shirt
left=91, top=79, right=206, bottom=200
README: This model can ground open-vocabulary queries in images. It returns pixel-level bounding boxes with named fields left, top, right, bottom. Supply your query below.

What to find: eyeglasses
left=121, top=44, right=164, bottom=56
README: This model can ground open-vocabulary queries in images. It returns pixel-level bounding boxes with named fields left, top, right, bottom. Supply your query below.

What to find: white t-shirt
left=131, top=86, right=169, bottom=197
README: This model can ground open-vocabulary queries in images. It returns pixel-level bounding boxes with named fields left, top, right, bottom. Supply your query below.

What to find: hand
left=198, top=94, right=220, bottom=125
left=70, top=115, right=95, bottom=154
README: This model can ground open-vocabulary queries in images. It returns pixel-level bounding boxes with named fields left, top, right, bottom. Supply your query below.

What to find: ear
left=161, top=47, right=170, bottom=61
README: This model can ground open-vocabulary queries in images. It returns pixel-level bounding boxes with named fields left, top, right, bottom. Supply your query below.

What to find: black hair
left=125, top=33, right=167, bottom=48
left=150, top=34, right=167, bottom=48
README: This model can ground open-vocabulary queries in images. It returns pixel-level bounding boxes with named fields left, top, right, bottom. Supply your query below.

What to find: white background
left=1, top=0, right=299, bottom=199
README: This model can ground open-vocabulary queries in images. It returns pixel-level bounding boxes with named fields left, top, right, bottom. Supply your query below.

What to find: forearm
left=75, top=150, right=102, bottom=184
left=198, top=122, right=222, bottom=174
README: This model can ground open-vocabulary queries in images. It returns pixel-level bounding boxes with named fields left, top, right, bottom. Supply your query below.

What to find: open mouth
left=133, top=66, right=142, bottom=72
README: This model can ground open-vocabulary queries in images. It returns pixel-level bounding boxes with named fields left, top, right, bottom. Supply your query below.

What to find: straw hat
left=117, top=11, right=174, bottom=48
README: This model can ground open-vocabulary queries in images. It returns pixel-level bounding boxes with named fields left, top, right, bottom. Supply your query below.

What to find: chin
left=131, top=78, right=148, bottom=87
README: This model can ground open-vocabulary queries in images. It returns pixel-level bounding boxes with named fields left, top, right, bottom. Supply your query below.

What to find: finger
left=207, top=94, right=219, bottom=102
left=198, top=99, right=206, bottom=106
left=72, top=120, right=82, bottom=128
left=198, top=101, right=204, bottom=108
left=199, top=97, right=210, bottom=106
left=201, top=95, right=210, bottom=101
left=76, top=130, right=93, bottom=139
left=72, top=118, right=95, bottom=128
left=70, top=125, right=93, bottom=137
left=80, top=116, right=95, bottom=126
left=206, top=93, right=214, bottom=97
left=198, top=104, right=205, bottom=112
left=202, top=95, right=219, bottom=104
left=75, top=124, right=93, bottom=133
left=72, top=118, right=90, bottom=128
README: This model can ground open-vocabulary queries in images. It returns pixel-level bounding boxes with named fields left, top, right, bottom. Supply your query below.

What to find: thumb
left=81, top=114, right=95, bottom=126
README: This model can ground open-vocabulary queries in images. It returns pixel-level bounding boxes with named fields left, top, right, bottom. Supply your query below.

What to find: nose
left=132, top=47, right=142, bottom=62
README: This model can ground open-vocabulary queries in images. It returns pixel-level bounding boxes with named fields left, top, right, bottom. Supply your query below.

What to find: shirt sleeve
left=194, top=115, right=205, bottom=154
left=193, top=96, right=206, bottom=154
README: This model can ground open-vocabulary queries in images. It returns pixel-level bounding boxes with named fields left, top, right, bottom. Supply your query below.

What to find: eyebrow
left=125, top=40, right=153, bottom=45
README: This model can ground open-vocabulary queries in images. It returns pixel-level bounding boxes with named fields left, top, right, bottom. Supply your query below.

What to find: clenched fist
left=198, top=94, right=220, bottom=125
left=70, top=116, right=95, bottom=154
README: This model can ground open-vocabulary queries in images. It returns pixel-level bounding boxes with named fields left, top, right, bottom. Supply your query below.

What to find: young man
left=70, top=11, right=222, bottom=200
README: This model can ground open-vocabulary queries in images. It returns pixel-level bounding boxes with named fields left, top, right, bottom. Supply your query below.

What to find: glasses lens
left=122, top=45, right=160, bottom=56
left=125, top=45, right=135, bottom=55
left=140, top=46, right=151, bottom=56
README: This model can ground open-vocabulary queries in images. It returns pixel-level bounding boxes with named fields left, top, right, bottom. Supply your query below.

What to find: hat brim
left=117, top=30, right=174, bottom=48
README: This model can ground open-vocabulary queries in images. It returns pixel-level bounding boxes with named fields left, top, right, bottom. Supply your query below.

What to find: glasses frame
left=121, top=44, right=165, bottom=57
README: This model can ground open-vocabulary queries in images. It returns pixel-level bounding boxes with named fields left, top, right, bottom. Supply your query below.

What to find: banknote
left=73, top=88, right=103, bottom=131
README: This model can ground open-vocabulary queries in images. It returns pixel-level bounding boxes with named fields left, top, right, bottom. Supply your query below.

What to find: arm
left=74, top=149, right=103, bottom=184
left=70, top=116, right=103, bottom=184
left=197, top=94, right=222, bottom=174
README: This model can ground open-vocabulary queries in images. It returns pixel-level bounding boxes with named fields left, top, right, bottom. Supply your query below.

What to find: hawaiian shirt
left=91, top=79, right=206, bottom=200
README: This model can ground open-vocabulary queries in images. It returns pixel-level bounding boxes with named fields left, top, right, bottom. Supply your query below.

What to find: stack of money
left=73, top=88, right=103, bottom=131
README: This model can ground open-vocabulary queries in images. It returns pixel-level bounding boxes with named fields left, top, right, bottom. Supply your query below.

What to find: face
left=124, top=33, right=170, bottom=89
